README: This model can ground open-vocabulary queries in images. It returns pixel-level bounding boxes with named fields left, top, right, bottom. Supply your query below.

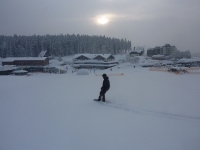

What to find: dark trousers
left=98, top=89, right=108, bottom=101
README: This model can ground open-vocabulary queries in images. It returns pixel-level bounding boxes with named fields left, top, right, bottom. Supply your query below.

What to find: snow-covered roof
left=2, top=57, right=48, bottom=62
left=13, top=70, right=28, bottom=73
left=130, top=47, right=144, bottom=53
left=135, top=47, right=144, bottom=53
left=162, top=61, right=174, bottom=65
left=38, top=50, right=47, bottom=57
left=74, top=54, right=113, bottom=60
left=0, top=65, right=17, bottom=71
left=152, top=55, right=165, bottom=58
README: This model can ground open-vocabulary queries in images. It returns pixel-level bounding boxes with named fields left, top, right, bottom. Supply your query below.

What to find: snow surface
left=1, top=55, right=200, bottom=150
left=77, top=69, right=89, bottom=75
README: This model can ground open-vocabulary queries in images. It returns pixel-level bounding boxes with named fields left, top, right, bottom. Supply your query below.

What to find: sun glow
left=97, top=17, right=109, bottom=25
left=95, top=14, right=112, bottom=25
left=94, top=13, right=119, bottom=25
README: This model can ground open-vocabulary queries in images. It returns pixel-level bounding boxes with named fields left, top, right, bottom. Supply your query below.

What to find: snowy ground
left=1, top=56, right=200, bottom=150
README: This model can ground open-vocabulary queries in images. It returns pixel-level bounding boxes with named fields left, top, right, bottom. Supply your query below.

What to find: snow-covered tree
left=126, top=55, right=140, bottom=63
left=168, top=50, right=191, bottom=59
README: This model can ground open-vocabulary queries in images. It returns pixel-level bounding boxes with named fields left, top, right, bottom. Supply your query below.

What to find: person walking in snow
left=97, top=74, right=110, bottom=102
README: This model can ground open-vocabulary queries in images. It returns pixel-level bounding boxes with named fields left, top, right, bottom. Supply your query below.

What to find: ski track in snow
left=96, top=100, right=200, bottom=123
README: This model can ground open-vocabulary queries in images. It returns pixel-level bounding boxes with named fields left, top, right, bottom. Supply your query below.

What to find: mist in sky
left=0, top=0, right=200, bottom=53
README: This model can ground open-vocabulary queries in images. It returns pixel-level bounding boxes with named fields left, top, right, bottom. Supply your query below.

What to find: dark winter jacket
left=101, top=75, right=110, bottom=91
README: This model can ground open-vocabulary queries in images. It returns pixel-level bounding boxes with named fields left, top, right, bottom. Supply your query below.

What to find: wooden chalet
left=94, top=55, right=115, bottom=61
left=73, top=54, right=118, bottom=69
left=74, top=54, right=115, bottom=61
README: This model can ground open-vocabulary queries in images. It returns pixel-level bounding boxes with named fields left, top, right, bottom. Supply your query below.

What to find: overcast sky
left=0, top=0, right=200, bottom=53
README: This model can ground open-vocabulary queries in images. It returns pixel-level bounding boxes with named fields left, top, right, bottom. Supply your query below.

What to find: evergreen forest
left=0, top=34, right=131, bottom=58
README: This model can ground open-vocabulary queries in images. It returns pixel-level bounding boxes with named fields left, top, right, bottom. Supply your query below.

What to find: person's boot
left=102, top=95, right=105, bottom=102
left=97, top=96, right=101, bottom=101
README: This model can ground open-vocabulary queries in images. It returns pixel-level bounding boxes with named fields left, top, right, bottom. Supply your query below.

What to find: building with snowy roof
left=0, top=66, right=14, bottom=75
left=152, top=55, right=165, bottom=60
left=73, top=54, right=118, bottom=69
left=129, top=47, right=144, bottom=56
left=12, top=70, right=28, bottom=76
left=175, top=58, right=200, bottom=67
left=2, top=57, right=49, bottom=66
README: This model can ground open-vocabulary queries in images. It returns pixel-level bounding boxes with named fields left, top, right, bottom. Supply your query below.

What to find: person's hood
left=103, top=76, right=109, bottom=80
left=102, top=74, right=107, bottom=79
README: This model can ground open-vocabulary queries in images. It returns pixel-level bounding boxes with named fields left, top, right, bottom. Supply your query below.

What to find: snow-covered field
left=1, top=56, right=200, bottom=150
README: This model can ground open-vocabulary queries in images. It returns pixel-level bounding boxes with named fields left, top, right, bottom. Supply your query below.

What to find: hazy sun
left=98, top=17, right=108, bottom=24
left=97, top=17, right=109, bottom=25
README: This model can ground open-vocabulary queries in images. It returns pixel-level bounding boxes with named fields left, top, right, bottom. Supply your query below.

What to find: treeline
left=0, top=34, right=131, bottom=58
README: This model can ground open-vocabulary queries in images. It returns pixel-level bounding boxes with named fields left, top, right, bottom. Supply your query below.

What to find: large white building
left=147, top=44, right=177, bottom=57
left=162, top=44, right=177, bottom=56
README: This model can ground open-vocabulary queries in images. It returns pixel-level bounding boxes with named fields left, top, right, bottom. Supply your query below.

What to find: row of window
left=15, top=62, right=43, bottom=64
left=74, top=62, right=118, bottom=65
